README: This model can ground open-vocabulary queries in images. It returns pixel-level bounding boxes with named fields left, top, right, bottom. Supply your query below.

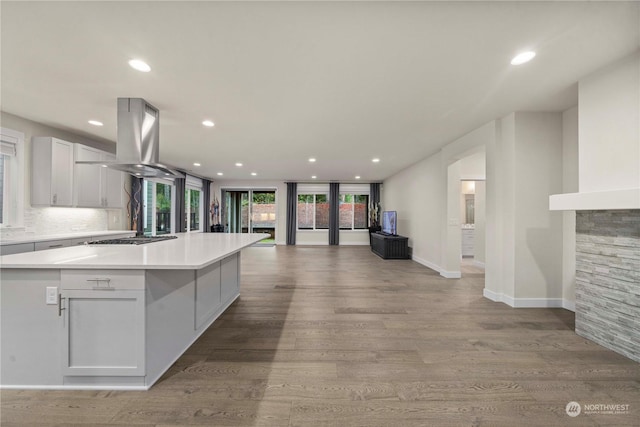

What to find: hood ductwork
left=77, top=98, right=183, bottom=178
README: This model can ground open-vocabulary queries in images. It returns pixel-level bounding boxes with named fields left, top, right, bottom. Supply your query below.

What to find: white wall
left=474, top=181, right=486, bottom=265
left=382, top=152, right=443, bottom=271
left=513, top=112, right=564, bottom=299
left=561, top=106, right=579, bottom=310
left=485, top=115, right=515, bottom=300
left=578, top=52, right=640, bottom=193
left=0, top=112, right=127, bottom=239
left=459, top=151, right=486, bottom=180
left=211, top=180, right=287, bottom=245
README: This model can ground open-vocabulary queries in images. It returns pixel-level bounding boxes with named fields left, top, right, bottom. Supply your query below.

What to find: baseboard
left=483, top=289, right=571, bottom=309
left=472, top=260, right=485, bottom=269
left=483, top=288, right=501, bottom=302
left=411, top=255, right=443, bottom=275
left=563, top=299, right=576, bottom=312
left=295, top=242, right=329, bottom=246
left=0, top=384, right=149, bottom=391
left=440, top=270, right=462, bottom=279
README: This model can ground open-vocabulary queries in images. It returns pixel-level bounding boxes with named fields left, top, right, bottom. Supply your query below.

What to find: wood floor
left=2, top=246, right=639, bottom=426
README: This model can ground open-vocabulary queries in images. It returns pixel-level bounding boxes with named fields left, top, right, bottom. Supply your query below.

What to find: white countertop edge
left=549, top=188, right=640, bottom=211
left=0, top=233, right=268, bottom=270
left=1, top=230, right=136, bottom=246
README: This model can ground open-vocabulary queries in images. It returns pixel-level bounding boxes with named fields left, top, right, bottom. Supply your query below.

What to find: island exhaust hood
left=77, top=98, right=184, bottom=178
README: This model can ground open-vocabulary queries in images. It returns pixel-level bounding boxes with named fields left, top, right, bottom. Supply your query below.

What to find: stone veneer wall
left=575, top=210, right=639, bottom=363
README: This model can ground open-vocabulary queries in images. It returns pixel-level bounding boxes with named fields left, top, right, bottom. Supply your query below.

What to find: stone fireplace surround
left=575, top=210, right=639, bottom=363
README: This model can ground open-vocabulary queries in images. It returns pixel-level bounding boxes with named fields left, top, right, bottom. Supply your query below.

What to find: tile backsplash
left=1, top=207, right=113, bottom=240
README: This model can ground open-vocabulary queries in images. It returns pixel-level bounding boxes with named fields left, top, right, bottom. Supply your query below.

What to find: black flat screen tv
left=382, top=211, right=397, bottom=235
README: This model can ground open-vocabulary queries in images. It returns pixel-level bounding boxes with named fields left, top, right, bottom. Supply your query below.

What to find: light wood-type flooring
left=2, top=246, right=639, bottom=426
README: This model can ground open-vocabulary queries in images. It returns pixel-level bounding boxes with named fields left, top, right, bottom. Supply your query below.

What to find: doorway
left=223, top=189, right=276, bottom=245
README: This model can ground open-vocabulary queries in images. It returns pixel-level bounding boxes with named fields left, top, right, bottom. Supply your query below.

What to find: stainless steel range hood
left=77, top=98, right=183, bottom=178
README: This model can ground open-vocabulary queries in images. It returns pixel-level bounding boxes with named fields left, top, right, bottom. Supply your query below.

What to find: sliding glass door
left=223, top=189, right=276, bottom=244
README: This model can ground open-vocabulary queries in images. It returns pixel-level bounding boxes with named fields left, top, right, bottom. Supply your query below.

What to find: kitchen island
left=0, top=232, right=266, bottom=390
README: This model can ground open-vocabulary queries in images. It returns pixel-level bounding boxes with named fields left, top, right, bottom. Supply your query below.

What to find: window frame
left=339, top=193, right=369, bottom=231
left=143, top=178, right=176, bottom=236
left=185, top=185, right=203, bottom=232
left=0, top=127, right=25, bottom=229
left=297, top=193, right=329, bottom=231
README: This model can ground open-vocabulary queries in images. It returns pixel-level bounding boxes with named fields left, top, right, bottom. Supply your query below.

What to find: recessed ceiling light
left=193, top=163, right=201, bottom=167
left=372, top=158, right=380, bottom=163
left=165, top=173, right=170, bottom=176
left=510, top=51, right=536, bottom=65
left=311, top=175, right=317, bottom=179
left=355, top=176, right=361, bottom=179
left=101, top=164, right=108, bottom=168
left=136, top=164, right=143, bottom=168
left=135, top=173, right=141, bottom=176
left=251, top=172, right=257, bottom=176
left=202, top=120, right=215, bottom=127
left=128, top=59, right=151, bottom=72
left=88, top=120, right=103, bottom=126
left=217, top=172, right=223, bottom=176
left=235, top=162, right=243, bottom=167
left=308, top=158, right=316, bottom=162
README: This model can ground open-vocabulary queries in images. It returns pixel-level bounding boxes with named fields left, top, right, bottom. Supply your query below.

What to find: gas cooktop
left=88, top=235, right=178, bottom=245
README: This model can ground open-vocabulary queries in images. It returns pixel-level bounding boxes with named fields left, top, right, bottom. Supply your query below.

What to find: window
left=0, top=128, right=24, bottom=228
left=143, top=180, right=174, bottom=236
left=297, top=194, right=329, bottom=230
left=185, top=188, right=202, bottom=232
left=339, top=194, right=369, bottom=230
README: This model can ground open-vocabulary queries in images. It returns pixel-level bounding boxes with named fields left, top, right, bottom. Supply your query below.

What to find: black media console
left=370, top=232, right=409, bottom=259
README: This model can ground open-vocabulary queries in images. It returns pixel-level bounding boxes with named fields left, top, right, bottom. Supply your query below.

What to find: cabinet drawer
left=35, top=239, right=71, bottom=251
left=61, top=269, right=145, bottom=290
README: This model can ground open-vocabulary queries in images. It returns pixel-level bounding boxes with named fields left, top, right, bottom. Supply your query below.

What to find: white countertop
left=0, top=230, right=135, bottom=246
left=0, top=233, right=268, bottom=270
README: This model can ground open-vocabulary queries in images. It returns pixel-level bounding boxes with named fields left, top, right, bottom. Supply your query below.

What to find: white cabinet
left=221, top=252, right=240, bottom=304
left=74, top=146, right=124, bottom=209
left=60, top=270, right=145, bottom=376
left=461, top=229, right=475, bottom=257
left=74, top=145, right=103, bottom=207
left=102, top=153, right=124, bottom=209
left=31, top=137, right=74, bottom=206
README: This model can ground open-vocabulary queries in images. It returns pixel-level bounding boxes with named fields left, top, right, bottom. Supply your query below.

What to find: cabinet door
left=61, top=289, right=145, bottom=376
left=221, top=253, right=240, bottom=303
left=51, top=139, right=74, bottom=206
left=102, top=153, right=123, bottom=208
left=74, top=145, right=103, bottom=207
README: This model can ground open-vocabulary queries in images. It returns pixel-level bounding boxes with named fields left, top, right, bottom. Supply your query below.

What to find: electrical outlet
left=46, top=287, right=58, bottom=305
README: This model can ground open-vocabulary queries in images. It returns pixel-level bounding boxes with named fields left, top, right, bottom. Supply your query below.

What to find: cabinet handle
left=58, top=294, right=66, bottom=317
left=53, top=194, right=57, bottom=204
left=48, top=244, right=64, bottom=248
left=86, top=278, right=111, bottom=283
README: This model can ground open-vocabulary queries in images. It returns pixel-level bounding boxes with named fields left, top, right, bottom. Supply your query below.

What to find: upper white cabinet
left=31, top=137, right=74, bottom=206
left=102, top=153, right=124, bottom=209
left=74, top=144, right=103, bottom=207
left=74, top=146, right=124, bottom=209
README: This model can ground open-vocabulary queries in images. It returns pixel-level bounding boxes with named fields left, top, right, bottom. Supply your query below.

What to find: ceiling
left=1, top=1, right=638, bottom=182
